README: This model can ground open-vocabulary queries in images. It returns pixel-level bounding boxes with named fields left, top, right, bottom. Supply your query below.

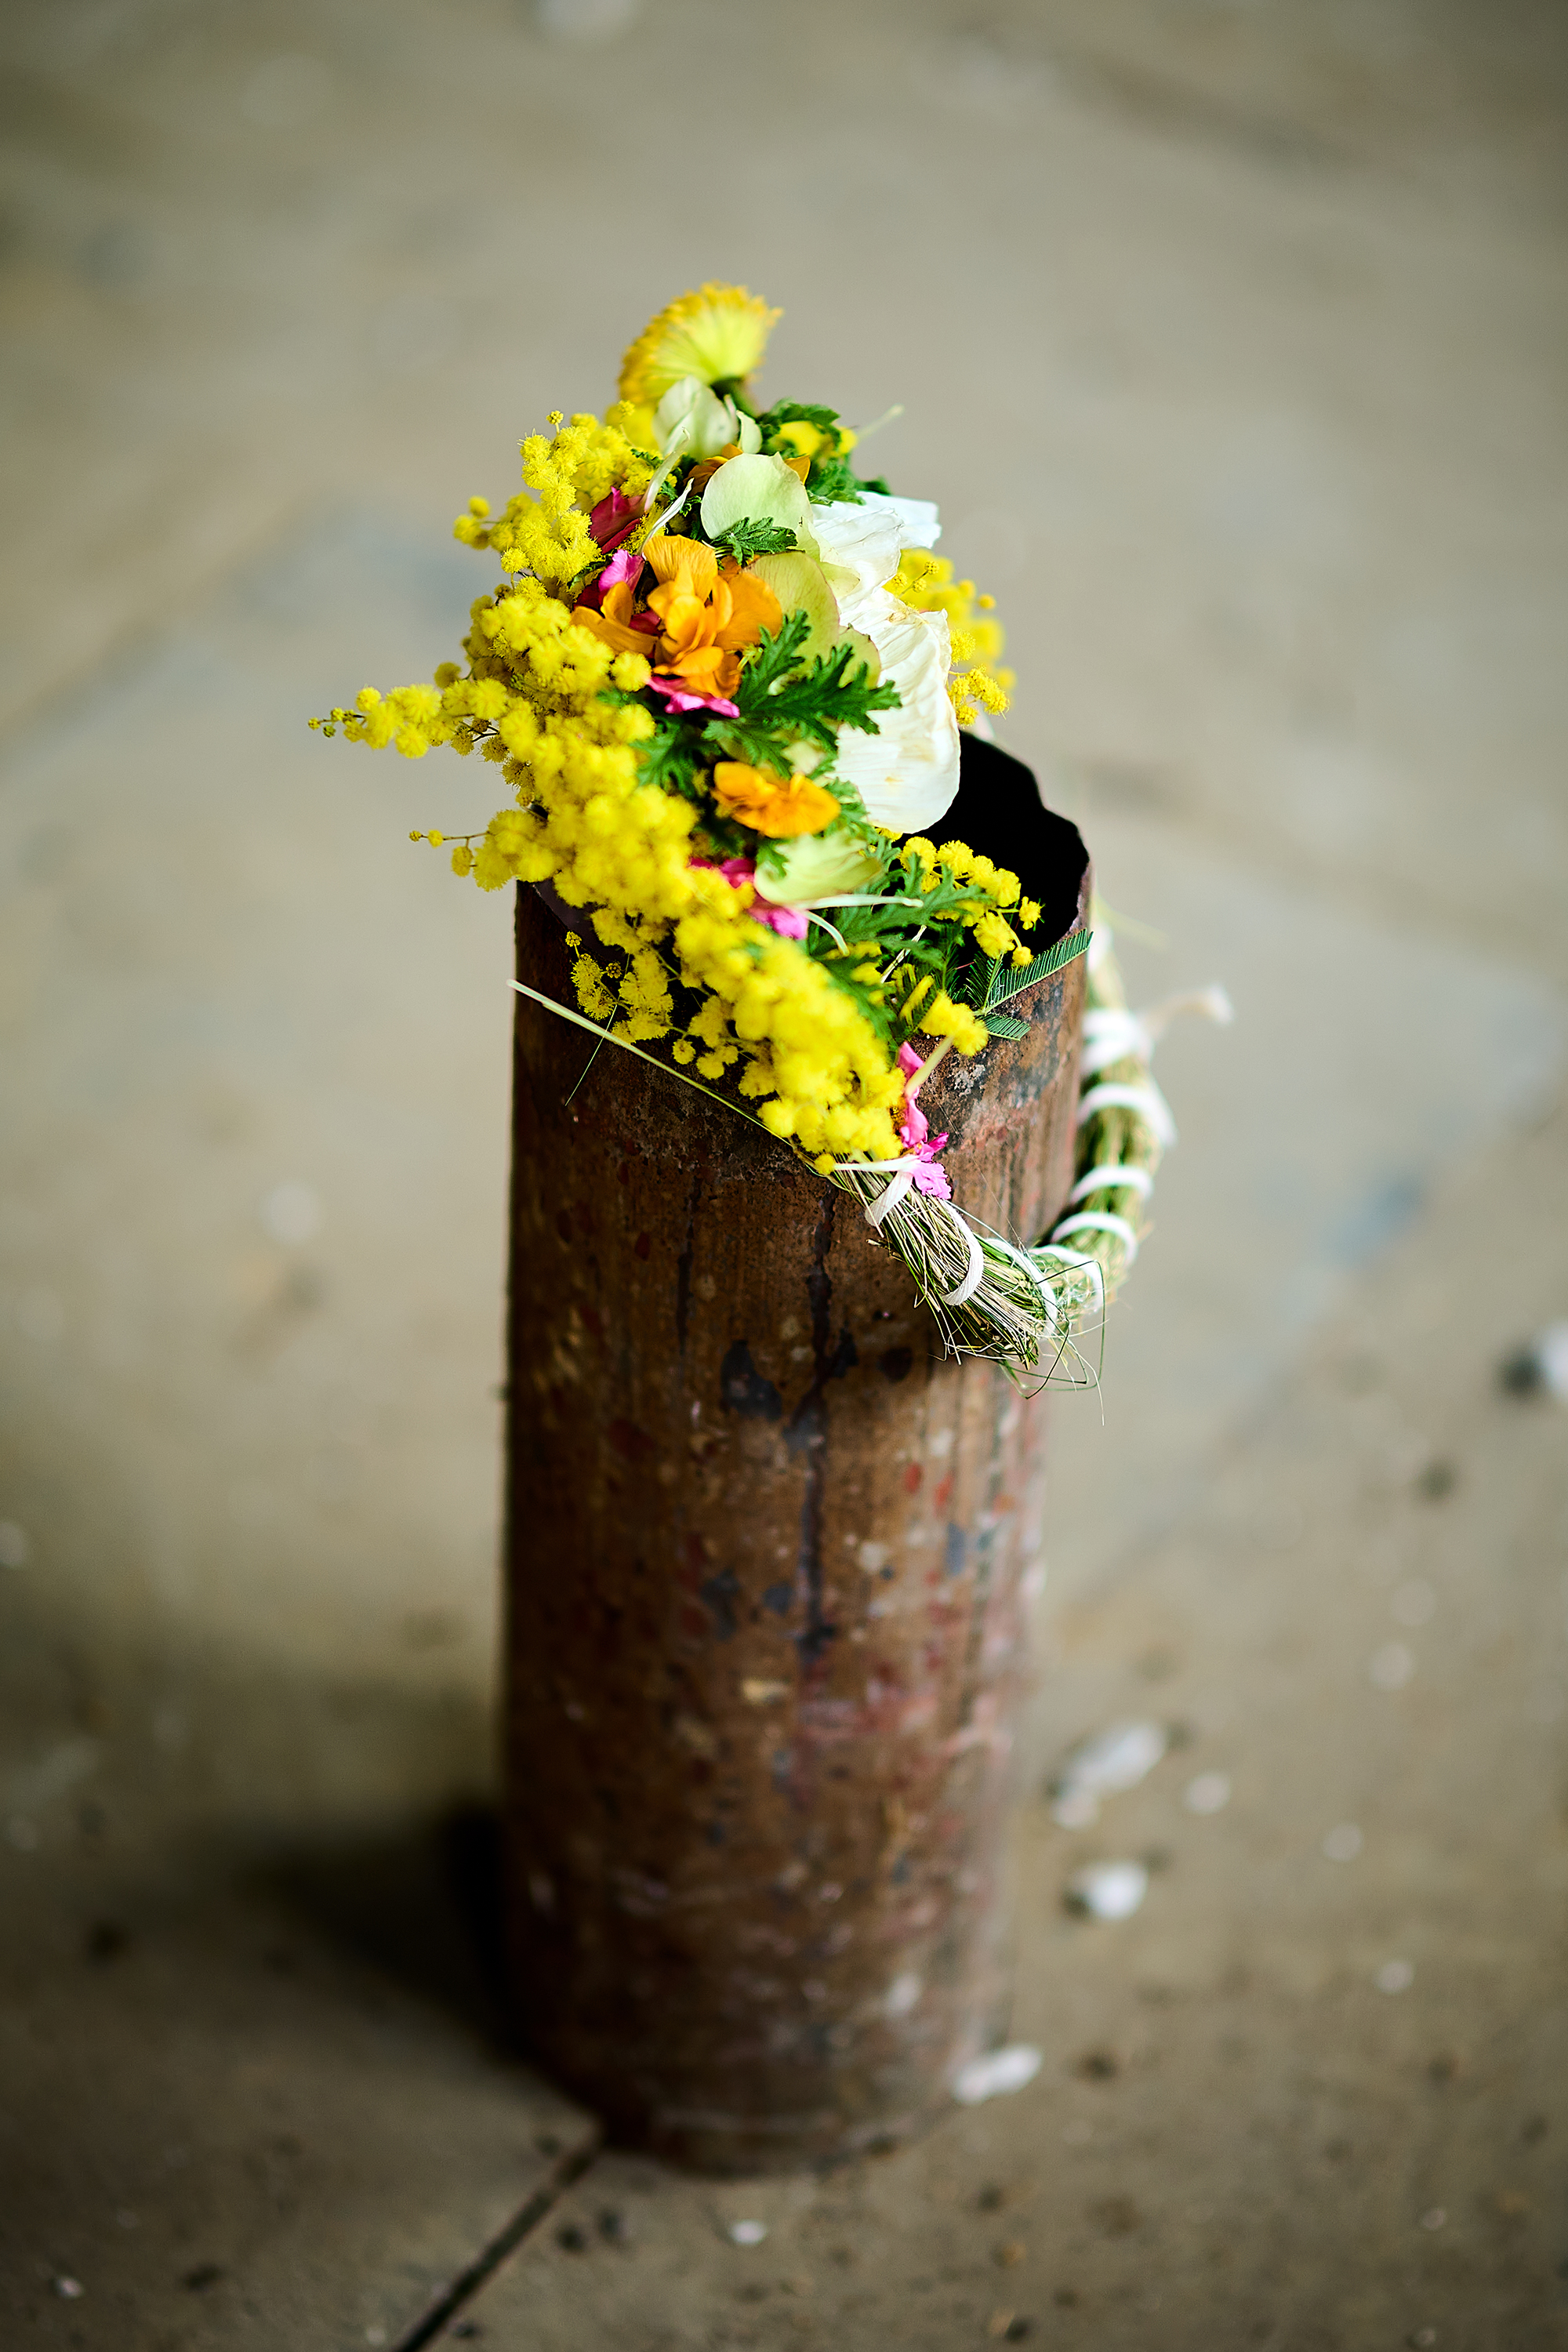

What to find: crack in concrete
left=390, top=2136, right=603, bottom=2351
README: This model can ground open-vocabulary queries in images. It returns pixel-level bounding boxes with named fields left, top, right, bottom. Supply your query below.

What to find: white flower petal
left=808, top=500, right=906, bottom=605
left=701, top=454, right=818, bottom=547
left=830, top=590, right=960, bottom=833
left=653, top=376, right=734, bottom=461
left=762, top=830, right=885, bottom=906
left=864, top=490, right=942, bottom=549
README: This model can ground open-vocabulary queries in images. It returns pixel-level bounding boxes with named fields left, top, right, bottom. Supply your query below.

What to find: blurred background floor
left=2, top=0, right=1566, bottom=2344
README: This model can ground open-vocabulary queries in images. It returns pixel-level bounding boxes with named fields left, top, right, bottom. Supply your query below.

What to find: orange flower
left=644, top=537, right=782, bottom=697
left=572, top=579, right=655, bottom=659
left=712, top=761, right=841, bottom=839
left=572, top=535, right=782, bottom=697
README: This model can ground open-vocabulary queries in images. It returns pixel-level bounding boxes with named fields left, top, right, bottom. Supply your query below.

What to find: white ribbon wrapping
left=862, top=1162, right=917, bottom=1229
left=1080, top=1007, right=1152, bottom=1076
left=1076, top=1080, right=1178, bottom=1149
left=1066, top=1161, right=1153, bottom=1206
left=1033, top=1243, right=1106, bottom=1320
left=936, top=1203, right=986, bottom=1308
left=1050, top=1209, right=1140, bottom=1264
left=1082, top=988, right=1232, bottom=1075
left=985, top=1236, right=1062, bottom=1330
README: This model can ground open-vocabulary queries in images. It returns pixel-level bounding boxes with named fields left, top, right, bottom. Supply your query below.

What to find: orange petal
left=572, top=603, right=654, bottom=659
left=645, top=535, right=718, bottom=599
left=716, top=568, right=783, bottom=651
left=648, top=586, right=713, bottom=652
left=601, top=581, right=641, bottom=629
left=710, top=761, right=779, bottom=825
left=663, top=646, right=731, bottom=690
left=710, top=761, right=836, bottom=837
left=751, top=777, right=840, bottom=837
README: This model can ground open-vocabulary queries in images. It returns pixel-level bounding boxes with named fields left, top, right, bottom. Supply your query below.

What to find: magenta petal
left=598, top=546, right=645, bottom=592
left=910, top=1161, right=953, bottom=1200
left=590, top=488, right=641, bottom=552
left=751, top=902, right=809, bottom=941
left=647, top=679, right=740, bottom=716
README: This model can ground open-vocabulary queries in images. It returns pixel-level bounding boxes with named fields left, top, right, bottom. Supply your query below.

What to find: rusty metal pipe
left=504, top=743, right=1089, bottom=2172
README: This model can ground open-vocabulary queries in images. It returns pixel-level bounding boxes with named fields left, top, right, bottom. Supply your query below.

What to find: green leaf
left=985, top=1013, right=1030, bottom=1039
left=960, top=954, right=1001, bottom=1010
left=734, top=637, right=900, bottom=751
left=732, top=608, right=812, bottom=702
left=713, top=518, right=799, bottom=564
left=755, top=400, right=841, bottom=438
left=804, top=451, right=863, bottom=505
left=984, top=927, right=1093, bottom=1009
left=630, top=723, right=706, bottom=802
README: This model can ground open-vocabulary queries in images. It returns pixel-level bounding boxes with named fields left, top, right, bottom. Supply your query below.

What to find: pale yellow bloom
left=619, top=284, right=782, bottom=408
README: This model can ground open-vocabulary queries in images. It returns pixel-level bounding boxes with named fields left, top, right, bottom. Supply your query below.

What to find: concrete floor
left=2, top=0, right=1566, bottom=2343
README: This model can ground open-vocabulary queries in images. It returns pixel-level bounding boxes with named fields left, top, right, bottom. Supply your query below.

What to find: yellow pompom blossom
left=891, top=550, right=1014, bottom=728
left=916, top=991, right=989, bottom=1057
left=619, top=283, right=782, bottom=408
left=453, top=411, right=657, bottom=592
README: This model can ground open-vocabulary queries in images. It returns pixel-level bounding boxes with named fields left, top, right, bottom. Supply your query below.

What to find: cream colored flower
left=652, top=376, right=762, bottom=462
left=761, top=827, right=885, bottom=906
left=830, top=590, right=960, bottom=833
left=700, top=452, right=818, bottom=548
left=809, top=492, right=942, bottom=604
left=809, top=498, right=956, bottom=831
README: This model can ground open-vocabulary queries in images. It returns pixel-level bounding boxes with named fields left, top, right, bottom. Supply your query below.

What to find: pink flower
left=589, top=488, right=641, bottom=554
left=647, top=677, right=740, bottom=717
left=575, top=543, right=651, bottom=615
left=750, top=898, right=810, bottom=941
left=599, top=545, right=645, bottom=593
left=688, top=855, right=809, bottom=940
left=898, top=1039, right=931, bottom=1146
left=909, top=1155, right=952, bottom=1201
left=896, top=1036, right=949, bottom=1187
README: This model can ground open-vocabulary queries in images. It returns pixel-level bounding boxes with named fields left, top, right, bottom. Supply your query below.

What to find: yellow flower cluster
left=891, top=550, right=1014, bottom=728
left=326, top=430, right=915, bottom=1156
left=900, top=835, right=1033, bottom=971
left=452, top=408, right=656, bottom=593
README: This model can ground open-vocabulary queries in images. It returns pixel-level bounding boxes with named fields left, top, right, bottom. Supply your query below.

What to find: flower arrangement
left=314, top=285, right=1162, bottom=1381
